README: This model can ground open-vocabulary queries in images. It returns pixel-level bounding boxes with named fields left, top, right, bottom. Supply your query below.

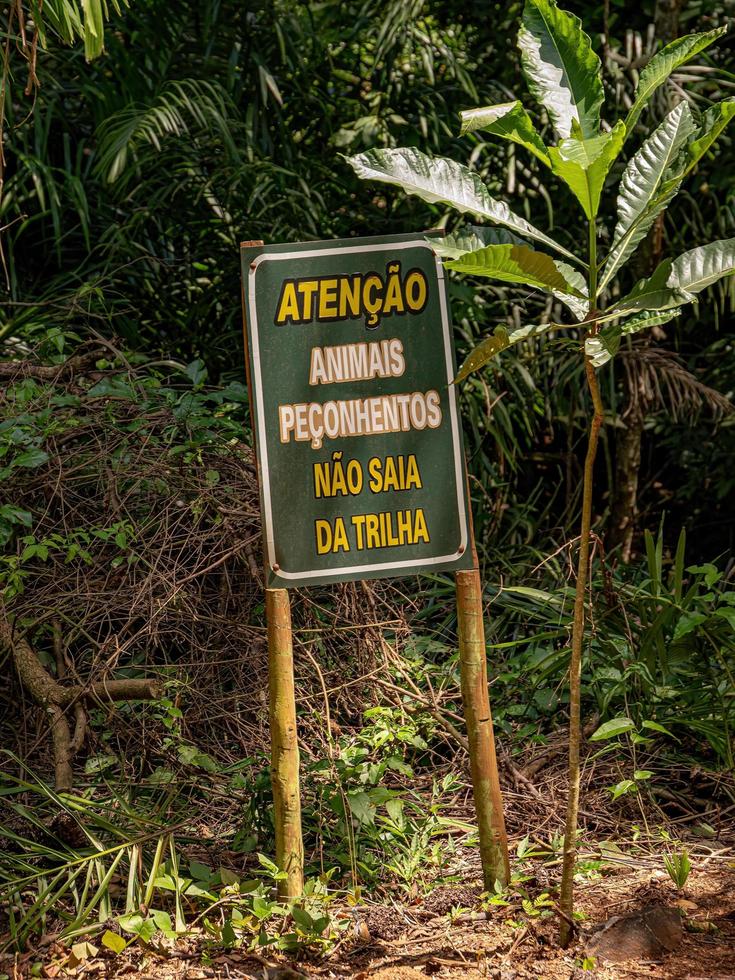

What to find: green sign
left=241, top=232, right=473, bottom=588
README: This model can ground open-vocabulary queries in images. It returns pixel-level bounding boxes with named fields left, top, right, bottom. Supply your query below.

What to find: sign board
left=241, top=232, right=472, bottom=588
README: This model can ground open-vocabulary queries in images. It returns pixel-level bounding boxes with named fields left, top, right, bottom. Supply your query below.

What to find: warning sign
left=241, top=233, right=472, bottom=587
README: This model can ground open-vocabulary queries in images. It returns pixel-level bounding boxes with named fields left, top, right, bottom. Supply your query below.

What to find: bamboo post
left=266, top=587, right=304, bottom=900
left=241, top=240, right=304, bottom=901
left=455, top=534, right=510, bottom=890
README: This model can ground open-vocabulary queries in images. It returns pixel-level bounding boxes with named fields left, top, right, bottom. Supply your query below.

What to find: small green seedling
left=664, top=848, right=692, bottom=889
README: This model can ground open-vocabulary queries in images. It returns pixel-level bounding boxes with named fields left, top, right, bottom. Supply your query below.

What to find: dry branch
left=2, top=610, right=161, bottom=790
left=0, top=348, right=107, bottom=382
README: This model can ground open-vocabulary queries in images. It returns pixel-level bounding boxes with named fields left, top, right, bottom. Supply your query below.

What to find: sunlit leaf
left=617, top=238, right=735, bottom=312
left=101, top=930, right=127, bottom=954
left=609, top=779, right=638, bottom=800
left=445, top=243, right=584, bottom=295
left=518, top=0, right=604, bottom=140
left=600, top=103, right=697, bottom=289
left=347, top=790, right=376, bottom=826
left=38, top=0, right=129, bottom=60
left=553, top=261, right=588, bottom=320
left=642, top=720, right=676, bottom=738
left=590, top=717, right=635, bottom=740
left=429, top=225, right=526, bottom=260
left=454, top=323, right=555, bottom=383
left=460, top=101, right=550, bottom=165
left=625, top=27, right=728, bottom=136
left=346, top=147, right=580, bottom=262
left=548, top=122, right=625, bottom=218
left=585, top=309, right=682, bottom=367
left=682, top=99, right=735, bottom=175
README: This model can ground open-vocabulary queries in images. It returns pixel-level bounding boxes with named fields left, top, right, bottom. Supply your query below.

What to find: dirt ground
left=5, top=850, right=733, bottom=980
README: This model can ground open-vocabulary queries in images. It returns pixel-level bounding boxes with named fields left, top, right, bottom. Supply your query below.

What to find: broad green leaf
left=189, top=861, right=214, bottom=882
left=615, top=259, right=692, bottom=312
left=445, top=243, right=584, bottom=294
left=585, top=309, right=682, bottom=367
left=642, top=719, right=677, bottom=739
left=257, top=853, right=281, bottom=876
left=460, top=101, right=550, bottom=165
left=590, top=717, right=635, bottom=741
left=347, top=147, right=580, bottom=262
left=12, top=447, right=49, bottom=470
left=292, top=906, right=316, bottom=931
left=101, top=930, right=127, bottom=954
left=221, top=918, right=236, bottom=946
left=682, top=99, right=735, bottom=175
left=610, top=779, right=638, bottom=800
left=617, top=238, right=735, bottom=311
left=118, top=913, right=156, bottom=942
left=548, top=122, right=625, bottom=219
left=625, top=28, right=728, bottom=136
left=640, top=107, right=723, bottom=204
left=674, top=611, right=707, bottom=640
left=518, top=0, right=604, bottom=140
left=150, top=909, right=176, bottom=937
left=553, top=261, right=588, bottom=320
left=600, top=103, right=697, bottom=289
left=454, top=323, right=554, bottom=383
left=0, top=505, right=33, bottom=527
left=715, top=607, right=735, bottom=629
left=429, top=225, right=526, bottom=260
left=347, top=790, right=376, bottom=826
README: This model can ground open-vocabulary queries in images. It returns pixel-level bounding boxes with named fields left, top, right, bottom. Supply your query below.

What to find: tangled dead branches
left=0, top=347, right=407, bottom=790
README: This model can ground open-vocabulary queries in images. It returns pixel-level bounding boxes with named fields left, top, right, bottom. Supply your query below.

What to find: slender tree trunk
left=456, top=554, right=510, bottom=889
left=608, top=401, right=644, bottom=562
left=559, top=215, right=603, bottom=946
left=266, top=587, right=304, bottom=900
left=559, top=357, right=604, bottom=947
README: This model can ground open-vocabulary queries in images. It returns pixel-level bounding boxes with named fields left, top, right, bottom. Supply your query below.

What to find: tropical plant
left=346, top=0, right=733, bottom=945
left=490, top=524, right=735, bottom=769
left=664, top=847, right=692, bottom=890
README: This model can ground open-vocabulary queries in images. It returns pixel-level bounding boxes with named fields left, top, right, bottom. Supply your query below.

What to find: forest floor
left=6, top=816, right=734, bottom=980
left=11, top=852, right=734, bottom=979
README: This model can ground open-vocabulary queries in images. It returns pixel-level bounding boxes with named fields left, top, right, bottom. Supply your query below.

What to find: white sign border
left=247, top=240, right=468, bottom=582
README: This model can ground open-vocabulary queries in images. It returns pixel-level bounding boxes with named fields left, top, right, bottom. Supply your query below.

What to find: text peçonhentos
left=277, top=334, right=443, bottom=450
left=279, top=391, right=441, bottom=450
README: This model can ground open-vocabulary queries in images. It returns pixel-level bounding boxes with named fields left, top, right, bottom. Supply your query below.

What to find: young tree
left=347, top=0, right=732, bottom=946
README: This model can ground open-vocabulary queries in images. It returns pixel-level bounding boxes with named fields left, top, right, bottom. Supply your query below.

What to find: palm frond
left=620, top=346, right=733, bottom=422
left=94, top=79, right=241, bottom=183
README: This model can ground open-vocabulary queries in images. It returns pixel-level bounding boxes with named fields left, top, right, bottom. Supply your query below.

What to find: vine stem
left=559, top=220, right=604, bottom=947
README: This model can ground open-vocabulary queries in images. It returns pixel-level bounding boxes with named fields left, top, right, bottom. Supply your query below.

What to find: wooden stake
left=241, top=240, right=304, bottom=901
left=455, top=535, right=510, bottom=889
left=266, top=587, right=304, bottom=900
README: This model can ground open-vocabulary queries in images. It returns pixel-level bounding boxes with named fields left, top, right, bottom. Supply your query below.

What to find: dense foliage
left=1, top=0, right=734, bottom=962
